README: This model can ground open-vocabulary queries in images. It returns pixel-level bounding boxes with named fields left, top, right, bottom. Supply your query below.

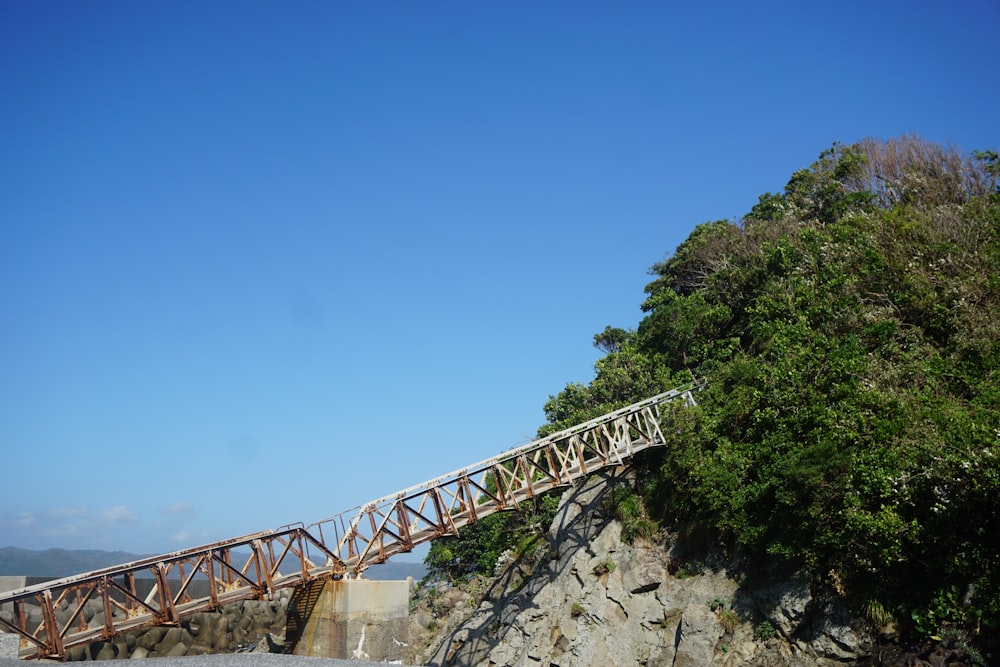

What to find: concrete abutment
left=290, top=579, right=410, bottom=662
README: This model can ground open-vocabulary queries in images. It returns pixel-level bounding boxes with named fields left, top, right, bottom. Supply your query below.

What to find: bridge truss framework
left=0, top=380, right=703, bottom=659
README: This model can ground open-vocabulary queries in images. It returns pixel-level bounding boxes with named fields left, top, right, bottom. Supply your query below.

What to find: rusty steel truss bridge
left=0, top=380, right=704, bottom=659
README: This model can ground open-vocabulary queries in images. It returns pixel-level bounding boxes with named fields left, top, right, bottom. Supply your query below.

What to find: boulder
left=621, top=543, right=670, bottom=594
left=674, top=605, right=723, bottom=666
left=750, top=572, right=812, bottom=639
left=91, top=641, right=117, bottom=661
left=153, top=626, right=192, bottom=656
left=113, top=640, right=130, bottom=657
left=163, top=641, right=189, bottom=657
left=135, top=627, right=163, bottom=651
left=66, top=645, right=87, bottom=661
left=211, top=627, right=231, bottom=651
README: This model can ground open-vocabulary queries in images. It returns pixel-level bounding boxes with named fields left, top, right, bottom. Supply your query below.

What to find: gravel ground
left=0, top=656, right=388, bottom=667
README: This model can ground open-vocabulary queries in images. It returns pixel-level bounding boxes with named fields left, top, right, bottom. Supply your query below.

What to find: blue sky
left=1, top=1, right=997, bottom=558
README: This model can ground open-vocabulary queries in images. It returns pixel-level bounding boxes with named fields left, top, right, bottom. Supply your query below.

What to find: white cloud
left=159, top=502, right=195, bottom=516
left=171, top=529, right=191, bottom=543
left=101, top=505, right=139, bottom=524
left=50, top=506, right=89, bottom=518
left=15, top=512, right=36, bottom=526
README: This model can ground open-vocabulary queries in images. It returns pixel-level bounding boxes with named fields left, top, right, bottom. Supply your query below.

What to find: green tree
left=635, top=138, right=1000, bottom=652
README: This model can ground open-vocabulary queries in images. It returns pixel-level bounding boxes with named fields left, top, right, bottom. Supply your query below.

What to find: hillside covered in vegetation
left=427, top=136, right=999, bottom=656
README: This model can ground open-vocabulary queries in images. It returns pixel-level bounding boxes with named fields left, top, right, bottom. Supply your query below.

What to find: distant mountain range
left=0, top=547, right=147, bottom=577
left=0, top=546, right=427, bottom=582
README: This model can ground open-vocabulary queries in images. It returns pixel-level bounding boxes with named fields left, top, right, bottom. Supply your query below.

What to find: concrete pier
left=291, top=579, right=409, bottom=662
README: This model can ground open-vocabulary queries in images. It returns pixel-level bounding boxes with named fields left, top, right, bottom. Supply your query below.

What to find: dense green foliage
left=425, top=493, right=560, bottom=582
left=427, top=136, right=1000, bottom=651
left=642, top=139, right=999, bottom=643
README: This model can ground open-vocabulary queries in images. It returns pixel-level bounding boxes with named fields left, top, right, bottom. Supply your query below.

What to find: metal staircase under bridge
left=0, top=380, right=705, bottom=659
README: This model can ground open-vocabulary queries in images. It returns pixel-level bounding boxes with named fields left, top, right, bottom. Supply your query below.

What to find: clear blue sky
left=2, top=1, right=997, bottom=557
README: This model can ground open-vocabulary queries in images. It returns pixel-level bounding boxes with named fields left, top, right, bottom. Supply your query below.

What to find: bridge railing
left=0, top=379, right=704, bottom=659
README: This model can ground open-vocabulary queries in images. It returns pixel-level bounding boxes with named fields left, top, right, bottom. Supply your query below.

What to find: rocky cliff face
left=421, top=468, right=871, bottom=667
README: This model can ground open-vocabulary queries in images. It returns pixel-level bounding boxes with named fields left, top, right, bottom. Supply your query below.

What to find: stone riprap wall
left=0, top=588, right=291, bottom=661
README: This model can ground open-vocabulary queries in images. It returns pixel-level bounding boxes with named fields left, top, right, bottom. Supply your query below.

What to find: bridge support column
left=290, top=579, right=410, bottom=662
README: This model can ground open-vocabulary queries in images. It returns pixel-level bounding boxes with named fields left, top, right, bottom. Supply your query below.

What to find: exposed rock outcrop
left=425, top=468, right=872, bottom=667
